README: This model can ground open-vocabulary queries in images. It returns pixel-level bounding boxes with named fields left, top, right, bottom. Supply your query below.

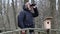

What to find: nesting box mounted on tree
left=44, top=17, right=53, bottom=30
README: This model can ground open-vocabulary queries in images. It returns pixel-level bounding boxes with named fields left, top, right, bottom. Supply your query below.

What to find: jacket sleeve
left=18, top=11, right=25, bottom=28
left=32, top=7, right=39, bottom=17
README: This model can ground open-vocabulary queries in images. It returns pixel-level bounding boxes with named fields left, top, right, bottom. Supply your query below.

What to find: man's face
left=27, top=4, right=34, bottom=10
left=27, top=4, right=32, bottom=10
left=25, top=2, right=33, bottom=10
left=25, top=2, right=36, bottom=11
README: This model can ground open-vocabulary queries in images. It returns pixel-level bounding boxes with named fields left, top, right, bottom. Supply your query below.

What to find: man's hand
left=21, top=30, right=25, bottom=34
left=33, top=6, right=37, bottom=8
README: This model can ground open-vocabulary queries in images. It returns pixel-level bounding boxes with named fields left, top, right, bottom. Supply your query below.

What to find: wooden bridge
left=0, top=28, right=60, bottom=34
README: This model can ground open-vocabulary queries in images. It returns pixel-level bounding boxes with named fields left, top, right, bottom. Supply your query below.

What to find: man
left=18, top=2, right=39, bottom=34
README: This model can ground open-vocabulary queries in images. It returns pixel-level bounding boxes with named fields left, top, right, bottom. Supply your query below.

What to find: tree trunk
left=12, top=0, right=17, bottom=29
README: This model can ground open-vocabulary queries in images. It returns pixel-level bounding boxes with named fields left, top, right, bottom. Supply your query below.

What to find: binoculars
left=30, top=4, right=36, bottom=6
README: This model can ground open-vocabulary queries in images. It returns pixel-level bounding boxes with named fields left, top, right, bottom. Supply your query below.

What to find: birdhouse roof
left=44, top=17, right=53, bottom=20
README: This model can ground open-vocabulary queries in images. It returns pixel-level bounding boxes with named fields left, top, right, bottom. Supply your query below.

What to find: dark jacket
left=18, top=5, right=38, bottom=28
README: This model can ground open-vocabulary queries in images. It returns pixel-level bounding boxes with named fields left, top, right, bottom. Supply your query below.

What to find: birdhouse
left=44, top=17, right=53, bottom=29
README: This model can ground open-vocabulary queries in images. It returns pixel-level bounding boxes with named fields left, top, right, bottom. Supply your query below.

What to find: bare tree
left=6, top=0, right=11, bottom=30
left=12, top=0, right=17, bottom=29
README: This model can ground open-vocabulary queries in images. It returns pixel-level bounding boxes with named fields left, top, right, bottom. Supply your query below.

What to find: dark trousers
left=25, top=25, right=35, bottom=34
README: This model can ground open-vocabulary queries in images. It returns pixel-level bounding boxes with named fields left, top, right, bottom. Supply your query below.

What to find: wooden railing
left=0, top=28, right=60, bottom=34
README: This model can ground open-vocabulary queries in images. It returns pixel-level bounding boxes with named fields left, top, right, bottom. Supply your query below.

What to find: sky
left=56, top=0, right=58, bottom=10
